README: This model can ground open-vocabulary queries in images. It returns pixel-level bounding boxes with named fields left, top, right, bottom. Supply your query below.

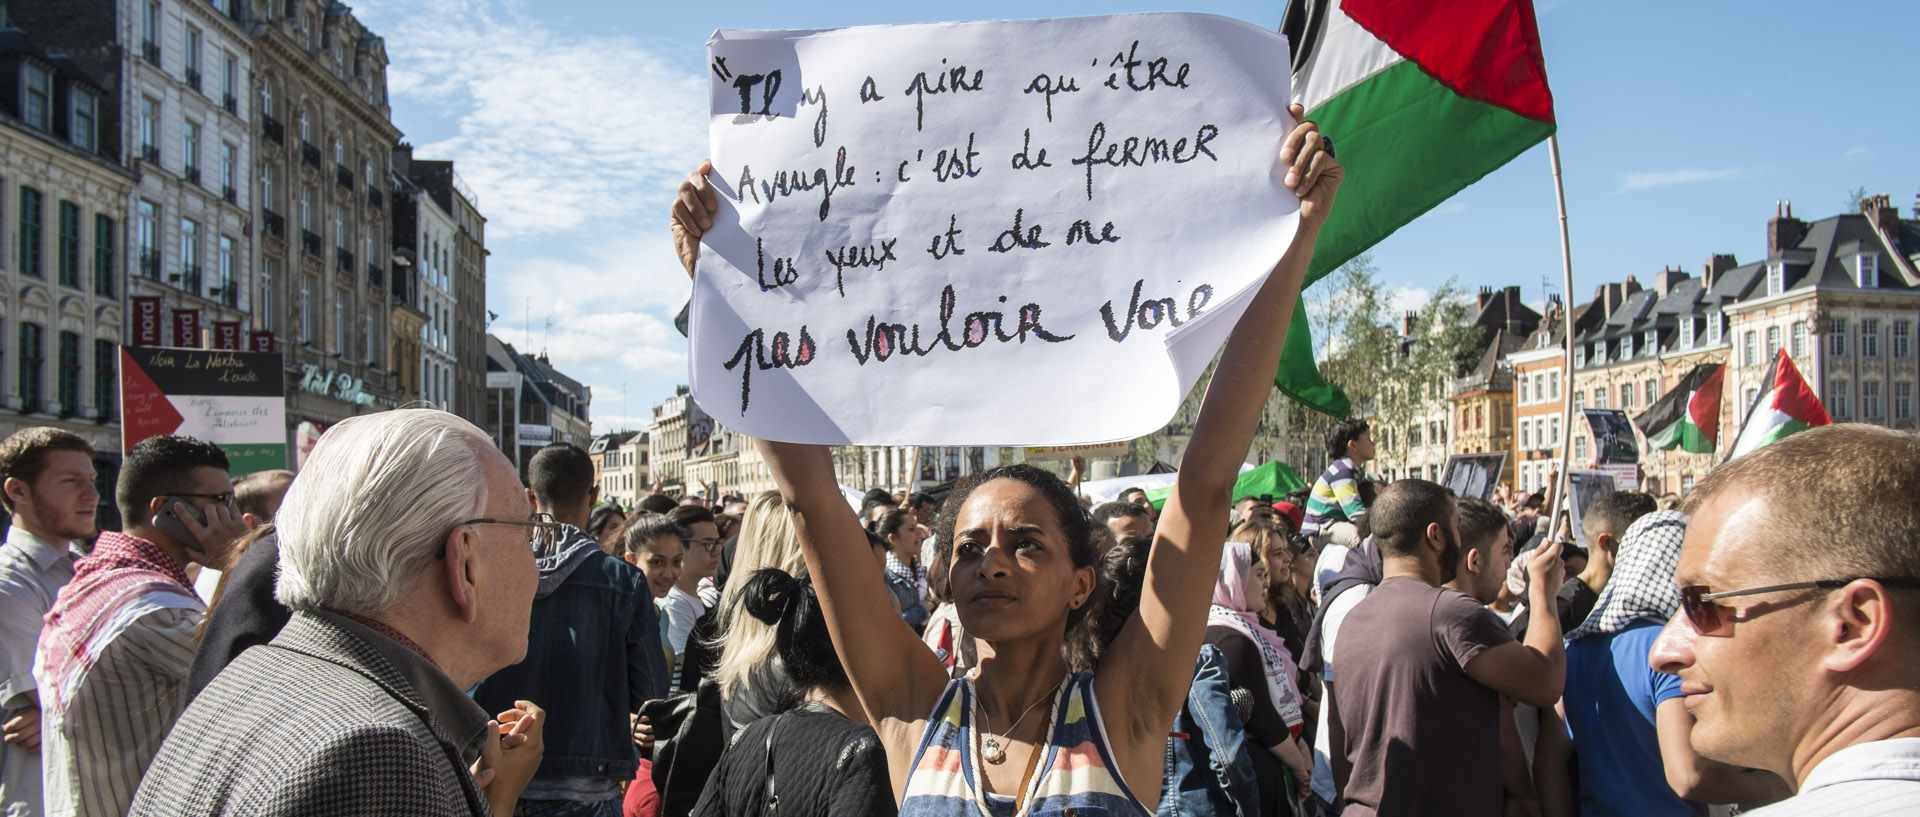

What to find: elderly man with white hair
left=129, top=410, right=548, bottom=817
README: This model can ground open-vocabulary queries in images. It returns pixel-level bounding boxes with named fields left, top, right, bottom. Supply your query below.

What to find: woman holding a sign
left=671, top=104, right=1341, bottom=813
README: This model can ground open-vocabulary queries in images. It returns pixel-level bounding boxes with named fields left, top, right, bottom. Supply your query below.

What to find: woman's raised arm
left=669, top=166, right=951, bottom=754
left=1095, top=106, right=1345, bottom=750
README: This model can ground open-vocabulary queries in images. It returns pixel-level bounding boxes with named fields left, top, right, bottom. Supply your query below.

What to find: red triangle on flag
left=120, top=348, right=183, bottom=448
left=1341, top=0, right=1558, bottom=123
left=1768, top=350, right=1833, bottom=427
left=1686, top=365, right=1725, bottom=444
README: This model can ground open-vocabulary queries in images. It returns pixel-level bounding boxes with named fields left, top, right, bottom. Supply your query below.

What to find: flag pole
left=1547, top=134, right=1578, bottom=536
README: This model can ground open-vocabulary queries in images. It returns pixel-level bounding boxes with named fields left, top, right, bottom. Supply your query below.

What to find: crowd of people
left=0, top=108, right=1914, bottom=817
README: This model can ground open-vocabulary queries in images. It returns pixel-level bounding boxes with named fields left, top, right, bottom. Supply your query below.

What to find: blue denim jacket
left=1159, top=644, right=1262, bottom=817
left=473, top=526, right=669, bottom=781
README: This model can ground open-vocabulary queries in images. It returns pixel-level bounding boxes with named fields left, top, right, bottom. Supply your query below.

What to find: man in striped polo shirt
left=1303, top=418, right=1376, bottom=564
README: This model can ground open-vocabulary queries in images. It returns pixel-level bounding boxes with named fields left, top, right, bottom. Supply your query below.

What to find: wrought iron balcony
left=335, top=247, right=354, bottom=271
left=185, top=68, right=202, bottom=93
left=222, top=185, right=237, bottom=205
left=172, top=265, right=202, bottom=294
left=223, top=92, right=238, bottom=115
left=366, top=188, right=383, bottom=209
left=184, top=166, right=201, bottom=186
left=139, top=250, right=161, bottom=280
left=141, top=40, right=161, bottom=65
left=263, top=209, right=285, bottom=238
left=335, top=165, right=353, bottom=189
left=301, top=229, right=322, bottom=256
left=262, top=115, right=283, bottom=144
left=140, top=143, right=160, bottom=164
left=301, top=142, right=321, bottom=169
left=366, top=263, right=384, bottom=288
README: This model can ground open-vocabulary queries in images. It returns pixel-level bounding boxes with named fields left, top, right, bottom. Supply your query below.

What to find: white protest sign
left=690, top=13, right=1298, bottom=445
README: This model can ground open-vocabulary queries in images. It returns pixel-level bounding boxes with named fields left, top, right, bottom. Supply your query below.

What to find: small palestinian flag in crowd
left=1726, top=349, right=1832, bottom=462
left=1636, top=363, right=1724, bottom=454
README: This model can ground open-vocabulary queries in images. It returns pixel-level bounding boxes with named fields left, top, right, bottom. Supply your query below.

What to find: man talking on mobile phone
left=34, top=435, right=246, bottom=817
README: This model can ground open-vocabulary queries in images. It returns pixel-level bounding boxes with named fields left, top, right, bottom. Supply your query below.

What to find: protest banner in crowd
left=120, top=347, right=289, bottom=475
left=688, top=13, right=1300, bottom=445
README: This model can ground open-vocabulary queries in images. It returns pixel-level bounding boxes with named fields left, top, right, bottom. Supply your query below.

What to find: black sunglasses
left=1680, top=576, right=1920, bottom=637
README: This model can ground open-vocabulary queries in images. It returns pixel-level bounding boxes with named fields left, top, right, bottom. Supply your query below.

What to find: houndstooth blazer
left=128, top=611, right=493, bottom=817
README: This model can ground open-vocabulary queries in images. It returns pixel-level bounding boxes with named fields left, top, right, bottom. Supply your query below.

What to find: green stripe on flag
left=1748, top=419, right=1812, bottom=453
left=1676, top=420, right=1717, bottom=454
left=1276, top=61, right=1556, bottom=417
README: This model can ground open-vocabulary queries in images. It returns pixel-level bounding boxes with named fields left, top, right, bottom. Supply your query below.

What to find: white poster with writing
left=691, top=13, right=1299, bottom=445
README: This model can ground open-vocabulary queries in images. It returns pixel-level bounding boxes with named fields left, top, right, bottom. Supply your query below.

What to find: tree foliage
left=1306, top=253, right=1484, bottom=471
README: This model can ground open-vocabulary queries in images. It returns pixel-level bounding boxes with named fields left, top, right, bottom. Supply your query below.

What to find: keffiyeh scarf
left=1569, top=510, right=1687, bottom=640
left=35, top=531, right=202, bottom=714
left=1209, top=540, right=1303, bottom=730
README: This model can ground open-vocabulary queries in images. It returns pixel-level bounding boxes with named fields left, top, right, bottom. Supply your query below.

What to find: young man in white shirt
left=0, top=429, right=98, bottom=817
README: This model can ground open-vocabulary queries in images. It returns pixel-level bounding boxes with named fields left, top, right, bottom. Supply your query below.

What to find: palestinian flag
left=1274, top=0, right=1558, bottom=417
left=1635, top=363, right=1724, bottom=453
left=1725, top=349, right=1832, bottom=462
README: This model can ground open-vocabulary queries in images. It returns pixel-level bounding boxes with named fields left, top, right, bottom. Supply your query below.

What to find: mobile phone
left=153, top=497, right=208, bottom=555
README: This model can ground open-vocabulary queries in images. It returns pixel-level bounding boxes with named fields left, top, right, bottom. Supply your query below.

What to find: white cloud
left=1614, top=167, right=1747, bottom=194
left=1387, top=285, right=1435, bottom=318
left=1428, top=200, right=1470, bottom=217
left=350, top=0, right=710, bottom=424
left=358, top=0, right=709, bottom=240
left=1845, top=146, right=1874, bottom=159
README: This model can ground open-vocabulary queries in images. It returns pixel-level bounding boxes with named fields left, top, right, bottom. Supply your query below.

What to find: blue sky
left=349, top=0, right=1917, bottom=432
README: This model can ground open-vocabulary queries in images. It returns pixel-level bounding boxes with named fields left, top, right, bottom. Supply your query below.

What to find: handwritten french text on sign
left=690, top=14, right=1298, bottom=445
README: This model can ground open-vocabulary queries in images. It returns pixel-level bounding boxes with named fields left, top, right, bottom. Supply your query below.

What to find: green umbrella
left=1143, top=461, right=1307, bottom=510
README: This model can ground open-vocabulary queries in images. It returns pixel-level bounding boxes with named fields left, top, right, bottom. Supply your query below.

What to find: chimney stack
left=1402, top=311, right=1418, bottom=336
left=1477, top=285, right=1493, bottom=312
left=1701, top=253, right=1737, bottom=291
left=1866, top=194, right=1902, bottom=253
left=1653, top=265, right=1691, bottom=297
left=1770, top=200, right=1807, bottom=255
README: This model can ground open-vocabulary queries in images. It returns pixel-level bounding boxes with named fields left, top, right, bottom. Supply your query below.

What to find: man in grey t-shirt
left=1333, top=479, right=1567, bottom=816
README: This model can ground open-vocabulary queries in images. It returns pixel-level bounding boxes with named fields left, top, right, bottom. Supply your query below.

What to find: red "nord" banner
left=132, top=297, right=163, bottom=346
left=213, top=321, right=242, bottom=350
left=172, top=309, right=200, bottom=348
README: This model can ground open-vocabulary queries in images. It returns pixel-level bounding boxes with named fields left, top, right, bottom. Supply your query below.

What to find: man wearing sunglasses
left=1650, top=424, right=1920, bottom=815
left=35, top=435, right=247, bottom=817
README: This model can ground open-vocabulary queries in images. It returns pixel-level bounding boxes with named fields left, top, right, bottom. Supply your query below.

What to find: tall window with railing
left=92, top=214, right=114, bottom=297
left=57, top=201, right=80, bottom=288
left=183, top=121, right=201, bottom=185
left=217, top=236, right=235, bottom=306
left=57, top=332, right=80, bottom=417
left=93, top=340, right=116, bottom=421
left=140, top=2, right=161, bottom=64
left=18, top=323, right=43, bottom=414
left=140, top=98, right=159, bottom=162
left=185, top=28, right=202, bottom=91
left=137, top=200, right=159, bottom=280
left=180, top=218, right=200, bottom=293
left=18, top=187, right=43, bottom=278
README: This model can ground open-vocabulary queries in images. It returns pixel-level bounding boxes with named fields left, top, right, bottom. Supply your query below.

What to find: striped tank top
left=897, top=670, right=1150, bottom=817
